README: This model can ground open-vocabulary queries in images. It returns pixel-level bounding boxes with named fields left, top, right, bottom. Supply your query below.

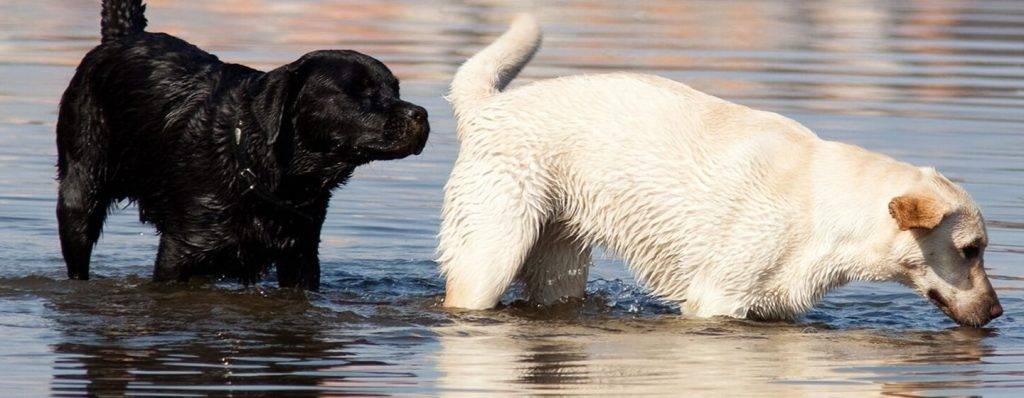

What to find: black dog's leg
left=154, top=235, right=194, bottom=282
left=276, top=201, right=327, bottom=291
left=277, top=245, right=321, bottom=291
left=57, top=170, right=111, bottom=280
left=277, top=255, right=321, bottom=291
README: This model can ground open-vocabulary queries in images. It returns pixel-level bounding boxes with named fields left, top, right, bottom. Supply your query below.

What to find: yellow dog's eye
left=961, top=245, right=981, bottom=260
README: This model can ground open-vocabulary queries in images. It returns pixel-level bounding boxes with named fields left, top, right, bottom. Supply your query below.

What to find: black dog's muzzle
left=392, top=103, right=429, bottom=155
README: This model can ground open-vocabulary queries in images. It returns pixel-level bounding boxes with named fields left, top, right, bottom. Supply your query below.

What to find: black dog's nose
left=403, top=106, right=427, bottom=123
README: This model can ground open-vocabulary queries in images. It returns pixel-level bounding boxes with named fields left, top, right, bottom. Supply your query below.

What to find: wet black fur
left=56, top=0, right=429, bottom=290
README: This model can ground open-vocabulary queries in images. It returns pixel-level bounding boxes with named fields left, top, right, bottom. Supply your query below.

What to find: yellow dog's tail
left=448, top=14, right=541, bottom=117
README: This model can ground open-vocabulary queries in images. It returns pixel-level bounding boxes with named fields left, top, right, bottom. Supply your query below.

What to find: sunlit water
left=1, top=0, right=1022, bottom=396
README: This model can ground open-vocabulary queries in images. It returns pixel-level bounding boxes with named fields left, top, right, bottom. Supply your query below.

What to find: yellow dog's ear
left=889, top=194, right=945, bottom=231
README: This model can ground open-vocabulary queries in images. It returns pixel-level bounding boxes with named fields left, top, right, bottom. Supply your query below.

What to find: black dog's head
left=252, top=50, right=429, bottom=166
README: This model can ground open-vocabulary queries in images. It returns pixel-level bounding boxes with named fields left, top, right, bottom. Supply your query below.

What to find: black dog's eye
left=961, top=244, right=981, bottom=260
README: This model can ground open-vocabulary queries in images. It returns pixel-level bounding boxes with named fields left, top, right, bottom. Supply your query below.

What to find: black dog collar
left=233, top=119, right=317, bottom=223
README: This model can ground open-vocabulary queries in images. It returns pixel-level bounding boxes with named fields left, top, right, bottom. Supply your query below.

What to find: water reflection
left=35, top=278, right=357, bottom=396
left=52, top=330, right=337, bottom=396
left=435, top=317, right=998, bottom=397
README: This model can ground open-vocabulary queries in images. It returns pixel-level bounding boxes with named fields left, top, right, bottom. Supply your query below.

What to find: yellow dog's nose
left=990, top=303, right=1004, bottom=319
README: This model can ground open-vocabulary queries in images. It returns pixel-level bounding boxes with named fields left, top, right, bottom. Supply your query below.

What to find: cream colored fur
left=437, top=15, right=1001, bottom=325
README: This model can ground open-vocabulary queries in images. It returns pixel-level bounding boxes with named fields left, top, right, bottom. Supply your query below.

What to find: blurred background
left=0, top=0, right=1022, bottom=396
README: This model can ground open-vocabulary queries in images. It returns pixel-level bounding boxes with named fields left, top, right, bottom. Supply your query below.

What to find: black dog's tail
left=101, top=0, right=147, bottom=42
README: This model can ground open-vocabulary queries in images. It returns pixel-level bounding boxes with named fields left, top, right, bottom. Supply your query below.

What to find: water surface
left=0, top=0, right=1022, bottom=396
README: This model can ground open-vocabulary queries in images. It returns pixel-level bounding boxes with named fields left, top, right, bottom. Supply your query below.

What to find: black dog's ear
left=252, top=65, right=299, bottom=145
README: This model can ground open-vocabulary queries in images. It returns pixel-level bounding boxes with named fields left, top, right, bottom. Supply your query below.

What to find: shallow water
left=1, top=0, right=1022, bottom=396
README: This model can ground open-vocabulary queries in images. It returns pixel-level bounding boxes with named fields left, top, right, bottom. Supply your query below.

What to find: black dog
left=56, top=0, right=429, bottom=290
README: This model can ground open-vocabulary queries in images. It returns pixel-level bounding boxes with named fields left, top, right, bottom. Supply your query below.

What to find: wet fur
left=438, top=15, right=1000, bottom=326
left=56, top=0, right=428, bottom=290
